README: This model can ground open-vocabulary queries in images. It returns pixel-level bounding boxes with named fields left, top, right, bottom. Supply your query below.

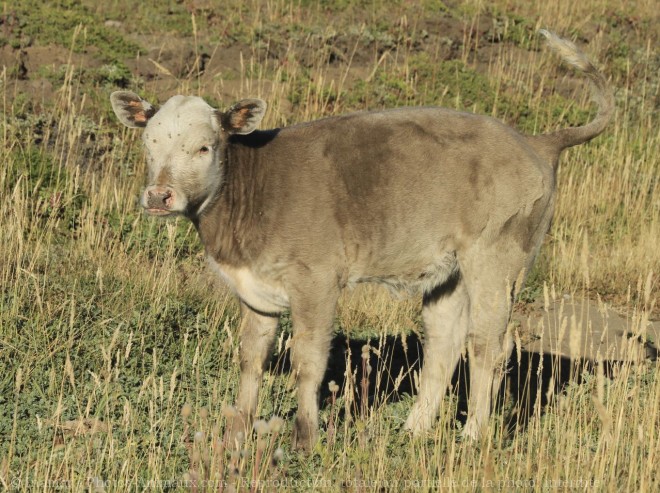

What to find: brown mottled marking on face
left=155, top=167, right=173, bottom=186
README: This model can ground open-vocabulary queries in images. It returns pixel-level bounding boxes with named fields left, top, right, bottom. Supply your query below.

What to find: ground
left=3, top=0, right=655, bottom=360
left=1, top=0, right=659, bottom=490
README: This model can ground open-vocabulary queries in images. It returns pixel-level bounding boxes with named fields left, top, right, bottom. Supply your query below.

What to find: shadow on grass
left=271, top=331, right=642, bottom=437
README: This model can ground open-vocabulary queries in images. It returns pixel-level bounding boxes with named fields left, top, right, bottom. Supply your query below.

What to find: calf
left=111, top=30, right=613, bottom=451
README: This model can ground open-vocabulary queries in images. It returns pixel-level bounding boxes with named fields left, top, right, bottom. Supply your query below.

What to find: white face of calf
left=110, top=91, right=266, bottom=217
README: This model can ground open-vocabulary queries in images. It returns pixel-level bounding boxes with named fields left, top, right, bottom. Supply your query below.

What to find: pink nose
left=145, top=186, right=174, bottom=210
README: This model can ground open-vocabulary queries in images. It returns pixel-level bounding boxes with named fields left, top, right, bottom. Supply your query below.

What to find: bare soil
left=513, top=297, right=659, bottom=363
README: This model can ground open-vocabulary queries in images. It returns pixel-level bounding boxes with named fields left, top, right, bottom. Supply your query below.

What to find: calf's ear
left=219, top=99, right=267, bottom=135
left=110, top=91, right=158, bottom=128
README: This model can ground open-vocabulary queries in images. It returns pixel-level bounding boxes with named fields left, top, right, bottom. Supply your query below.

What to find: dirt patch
left=1, top=43, right=104, bottom=109
left=513, top=297, right=659, bottom=363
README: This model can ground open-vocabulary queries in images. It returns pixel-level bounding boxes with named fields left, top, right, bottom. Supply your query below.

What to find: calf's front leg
left=289, top=282, right=340, bottom=452
left=230, top=302, right=279, bottom=445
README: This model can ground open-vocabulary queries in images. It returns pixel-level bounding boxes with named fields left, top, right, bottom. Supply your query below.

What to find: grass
left=1, top=0, right=659, bottom=491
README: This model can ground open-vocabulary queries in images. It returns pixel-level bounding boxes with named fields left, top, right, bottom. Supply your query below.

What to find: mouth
left=144, top=208, right=175, bottom=216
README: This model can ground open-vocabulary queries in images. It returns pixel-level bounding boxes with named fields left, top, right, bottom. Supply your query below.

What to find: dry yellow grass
left=1, top=0, right=658, bottom=491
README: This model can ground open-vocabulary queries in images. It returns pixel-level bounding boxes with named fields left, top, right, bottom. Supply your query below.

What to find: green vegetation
left=3, top=0, right=140, bottom=60
left=1, top=0, right=658, bottom=491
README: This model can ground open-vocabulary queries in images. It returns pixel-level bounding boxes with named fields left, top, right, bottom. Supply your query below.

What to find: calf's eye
left=199, top=146, right=210, bottom=154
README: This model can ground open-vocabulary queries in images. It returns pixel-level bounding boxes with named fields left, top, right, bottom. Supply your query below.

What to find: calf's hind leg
left=404, top=274, right=469, bottom=433
left=460, top=251, right=524, bottom=440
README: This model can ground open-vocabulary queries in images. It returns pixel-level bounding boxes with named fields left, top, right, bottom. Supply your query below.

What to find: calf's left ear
left=218, top=99, right=267, bottom=135
left=110, top=91, right=158, bottom=128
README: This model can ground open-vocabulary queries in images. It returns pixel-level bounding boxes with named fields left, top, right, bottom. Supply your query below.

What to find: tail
left=536, top=29, right=614, bottom=157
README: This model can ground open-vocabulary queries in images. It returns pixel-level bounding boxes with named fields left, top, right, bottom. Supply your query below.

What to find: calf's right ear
left=110, top=91, right=158, bottom=128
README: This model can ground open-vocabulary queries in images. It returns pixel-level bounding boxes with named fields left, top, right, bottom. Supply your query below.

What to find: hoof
left=460, top=419, right=483, bottom=442
left=403, top=406, right=434, bottom=435
left=292, top=416, right=317, bottom=453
